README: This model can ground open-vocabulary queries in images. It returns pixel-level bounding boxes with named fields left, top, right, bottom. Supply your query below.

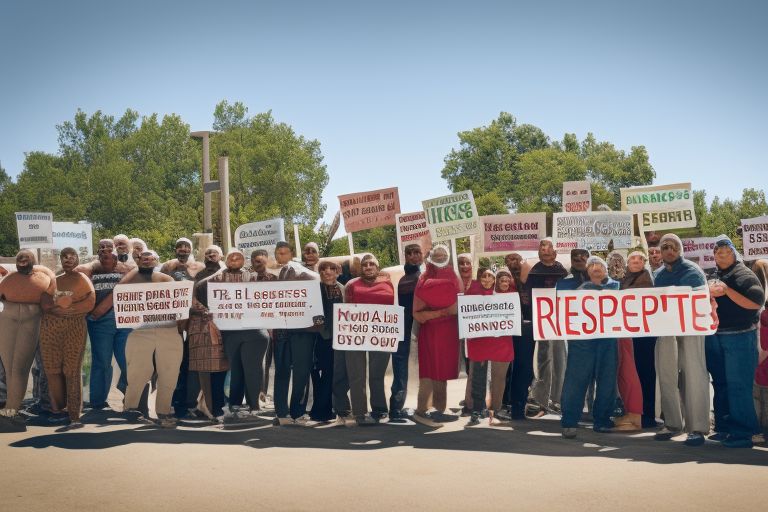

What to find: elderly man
left=653, top=233, right=711, bottom=446
left=130, top=238, right=147, bottom=266
left=0, top=250, right=57, bottom=432
left=302, top=242, right=320, bottom=271
left=120, top=251, right=181, bottom=428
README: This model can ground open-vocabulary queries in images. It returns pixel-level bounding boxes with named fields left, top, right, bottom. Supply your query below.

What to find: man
left=648, top=245, right=663, bottom=272
left=557, top=249, right=590, bottom=290
left=523, top=239, right=568, bottom=418
left=161, top=238, right=204, bottom=419
left=120, top=250, right=181, bottom=428
left=130, top=238, right=147, bottom=266
left=0, top=250, right=57, bottom=432
left=390, top=243, right=422, bottom=421
left=302, top=242, right=320, bottom=271
left=113, top=234, right=135, bottom=268
left=653, top=233, right=711, bottom=446
left=273, top=241, right=318, bottom=425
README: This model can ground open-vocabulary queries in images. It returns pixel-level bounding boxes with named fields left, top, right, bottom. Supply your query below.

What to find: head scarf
left=586, top=255, right=608, bottom=272
left=659, top=233, right=684, bottom=257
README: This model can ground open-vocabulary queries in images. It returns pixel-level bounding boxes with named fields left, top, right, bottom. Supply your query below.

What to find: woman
left=39, top=248, right=95, bottom=428
left=561, top=256, right=619, bottom=439
left=188, top=245, right=229, bottom=420
left=706, top=236, right=764, bottom=448
left=466, top=268, right=515, bottom=426
left=412, top=245, right=461, bottom=428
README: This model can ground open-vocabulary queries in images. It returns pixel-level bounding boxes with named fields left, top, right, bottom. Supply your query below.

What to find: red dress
left=415, top=269, right=461, bottom=380
left=465, top=282, right=514, bottom=363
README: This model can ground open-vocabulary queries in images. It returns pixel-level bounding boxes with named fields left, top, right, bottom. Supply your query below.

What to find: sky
left=1, top=0, right=766, bottom=228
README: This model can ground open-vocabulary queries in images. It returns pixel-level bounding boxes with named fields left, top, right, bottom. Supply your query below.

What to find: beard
left=177, top=253, right=190, bottom=263
left=138, top=266, right=154, bottom=276
left=17, top=265, right=33, bottom=275
left=204, top=260, right=220, bottom=271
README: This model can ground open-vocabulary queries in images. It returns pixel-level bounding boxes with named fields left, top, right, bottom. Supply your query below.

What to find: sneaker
left=60, top=421, right=84, bottom=432
left=294, top=415, right=317, bottom=427
left=47, top=412, right=69, bottom=424
left=431, top=411, right=459, bottom=423
left=562, top=427, right=578, bottom=439
left=722, top=436, right=753, bottom=449
left=158, top=414, right=178, bottom=429
left=467, top=412, right=481, bottom=426
left=122, top=409, right=150, bottom=424
left=335, top=415, right=355, bottom=427
left=495, top=408, right=512, bottom=421
left=654, top=426, right=681, bottom=441
left=683, top=432, right=705, bottom=446
left=370, top=411, right=388, bottom=422
left=412, top=411, right=443, bottom=428
left=356, top=415, right=378, bottom=426
left=0, top=413, right=27, bottom=433
left=272, top=416, right=294, bottom=426
left=708, top=432, right=728, bottom=442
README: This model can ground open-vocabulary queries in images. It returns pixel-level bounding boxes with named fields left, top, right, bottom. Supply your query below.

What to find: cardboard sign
left=553, top=211, right=633, bottom=252
left=395, top=211, right=433, bottom=265
left=458, top=293, right=522, bottom=339
left=741, top=215, right=768, bottom=261
left=207, top=280, right=323, bottom=330
left=338, top=187, right=401, bottom=233
left=481, top=213, right=546, bottom=253
left=562, top=181, right=592, bottom=213
left=52, top=221, right=93, bottom=258
left=681, top=237, right=719, bottom=269
left=532, top=286, right=716, bottom=340
left=15, top=212, right=54, bottom=249
left=332, top=303, right=404, bottom=352
left=422, top=190, right=480, bottom=241
left=113, top=281, right=193, bottom=329
left=620, top=183, right=696, bottom=230
left=234, top=218, right=285, bottom=259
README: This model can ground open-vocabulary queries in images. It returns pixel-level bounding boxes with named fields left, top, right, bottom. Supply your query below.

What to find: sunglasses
left=660, top=243, right=679, bottom=251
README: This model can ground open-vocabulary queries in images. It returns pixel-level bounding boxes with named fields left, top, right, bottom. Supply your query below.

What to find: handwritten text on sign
left=458, top=293, right=522, bottom=339
left=395, top=211, right=433, bottom=265
left=481, top=213, right=546, bottom=252
left=422, top=190, right=480, bottom=241
left=207, top=281, right=323, bottom=330
left=16, top=212, right=54, bottom=249
left=620, top=182, right=696, bottom=230
left=562, top=181, right=592, bottom=213
left=339, top=187, right=401, bottom=233
left=113, top=281, right=193, bottom=329
left=741, top=215, right=768, bottom=261
left=333, top=303, right=404, bottom=352
left=533, top=286, right=716, bottom=340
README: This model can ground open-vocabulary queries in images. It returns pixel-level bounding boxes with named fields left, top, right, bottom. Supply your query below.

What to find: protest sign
left=532, top=286, right=716, bottom=341
left=481, top=213, right=546, bottom=253
left=458, top=293, right=521, bottom=339
left=332, top=303, right=404, bottom=352
left=395, top=211, right=432, bottom=265
left=620, top=182, right=696, bottom=230
left=234, top=218, right=285, bottom=259
left=681, top=237, right=718, bottom=269
left=741, top=215, right=768, bottom=261
left=52, top=221, right=93, bottom=258
left=339, top=187, right=401, bottom=233
left=552, top=211, right=633, bottom=252
left=113, top=281, right=193, bottom=329
left=207, top=280, right=323, bottom=330
left=15, top=212, right=54, bottom=249
left=562, top=181, right=592, bottom=213
left=422, top=190, right=480, bottom=241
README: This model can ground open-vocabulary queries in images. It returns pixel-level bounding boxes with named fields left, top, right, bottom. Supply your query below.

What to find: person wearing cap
left=561, top=256, right=619, bottom=439
left=342, top=253, right=395, bottom=425
left=161, top=237, right=205, bottom=419
left=302, top=242, right=320, bottom=271
left=705, top=236, right=764, bottom=448
left=653, top=233, right=711, bottom=446
left=120, top=250, right=180, bottom=428
left=0, top=250, right=57, bottom=432
left=412, top=245, right=462, bottom=428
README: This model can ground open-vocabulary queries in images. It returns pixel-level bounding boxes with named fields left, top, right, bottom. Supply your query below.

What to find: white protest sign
left=562, top=181, right=592, bottom=213
left=553, top=211, right=633, bottom=252
left=15, top=212, right=54, bottom=249
left=422, top=190, right=480, bottom=241
left=332, top=303, right=404, bottom=352
left=532, top=286, right=716, bottom=341
left=620, top=182, right=696, bottom=230
left=458, top=293, right=521, bottom=339
left=741, top=215, right=768, bottom=261
left=52, top=221, right=93, bottom=258
left=681, top=237, right=719, bottom=269
left=395, top=211, right=432, bottom=265
left=234, top=218, right=285, bottom=259
left=207, top=280, right=323, bottom=330
left=113, top=281, right=193, bottom=329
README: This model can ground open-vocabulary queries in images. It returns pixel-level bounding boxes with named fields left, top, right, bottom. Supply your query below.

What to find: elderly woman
left=561, top=256, right=619, bottom=439
left=706, top=236, right=764, bottom=448
left=39, top=248, right=95, bottom=428
left=412, top=245, right=462, bottom=428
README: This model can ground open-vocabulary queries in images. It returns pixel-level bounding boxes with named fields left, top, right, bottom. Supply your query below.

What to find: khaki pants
left=0, top=302, right=42, bottom=410
left=655, top=335, right=710, bottom=433
left=124, top=327, right=183, bottom=416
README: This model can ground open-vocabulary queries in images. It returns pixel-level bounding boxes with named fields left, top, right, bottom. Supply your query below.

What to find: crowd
left=1, top=231, right=767, bottom=450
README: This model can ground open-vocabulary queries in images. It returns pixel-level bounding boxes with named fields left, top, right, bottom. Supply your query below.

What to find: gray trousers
left=655, top=335, right=710, bottom=433
left=531, top=339, right=567, bottom=408
left=345, top=350, right=390, bottom=417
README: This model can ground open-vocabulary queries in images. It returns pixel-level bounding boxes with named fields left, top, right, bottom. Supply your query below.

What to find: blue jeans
left=87, top=310, right=131, bottom=404
left=706, top=330, right=760, bottom=440
left=389, top=336, right=410, bottom=413
left=561, top=339, right=618, bottom=429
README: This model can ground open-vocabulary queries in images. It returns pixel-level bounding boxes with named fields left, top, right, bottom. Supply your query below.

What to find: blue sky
left=1, top=0, right=765, bottom=226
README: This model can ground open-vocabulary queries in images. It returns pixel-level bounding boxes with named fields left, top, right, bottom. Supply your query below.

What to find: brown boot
left=612, top=413, right=641, bottom=431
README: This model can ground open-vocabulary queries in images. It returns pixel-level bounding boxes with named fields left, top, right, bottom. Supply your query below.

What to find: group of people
left=0, top=231, right=766, bottom=450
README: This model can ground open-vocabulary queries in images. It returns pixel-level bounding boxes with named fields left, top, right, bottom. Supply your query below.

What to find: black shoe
left=708, top=432, right=728, bottom=442
left=684, top=432, right=706, bottom=447
left=641, top=416, right=661, bottom=429
left=431, top=412, right=459, bottom=423
left=122, top=409, right=149, bottom=424
left=356, top=415, right=378, bottom=426
left=370, top=411, right=388, bottom=421
left=0, top=414, right=27, bottom=432
left=468, top=412, right=481, bottom=426
left=47, top=412, right=70, bottom=425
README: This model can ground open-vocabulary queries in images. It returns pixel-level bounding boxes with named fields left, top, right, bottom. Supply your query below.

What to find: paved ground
left=2, top=374, right=767, bottom=512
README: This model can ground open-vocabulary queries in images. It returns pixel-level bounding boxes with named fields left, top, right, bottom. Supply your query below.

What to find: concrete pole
left=218, top=156, right=231, bottom=253
left=191, top=131, right=212, bottom=233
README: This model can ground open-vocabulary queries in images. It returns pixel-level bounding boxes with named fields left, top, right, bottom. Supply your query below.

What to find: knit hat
left=659, top=233, right=684, bottom=256
left=713, top=235, right=742, bottom=262
left=586, top=256, right=608, bottom=272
